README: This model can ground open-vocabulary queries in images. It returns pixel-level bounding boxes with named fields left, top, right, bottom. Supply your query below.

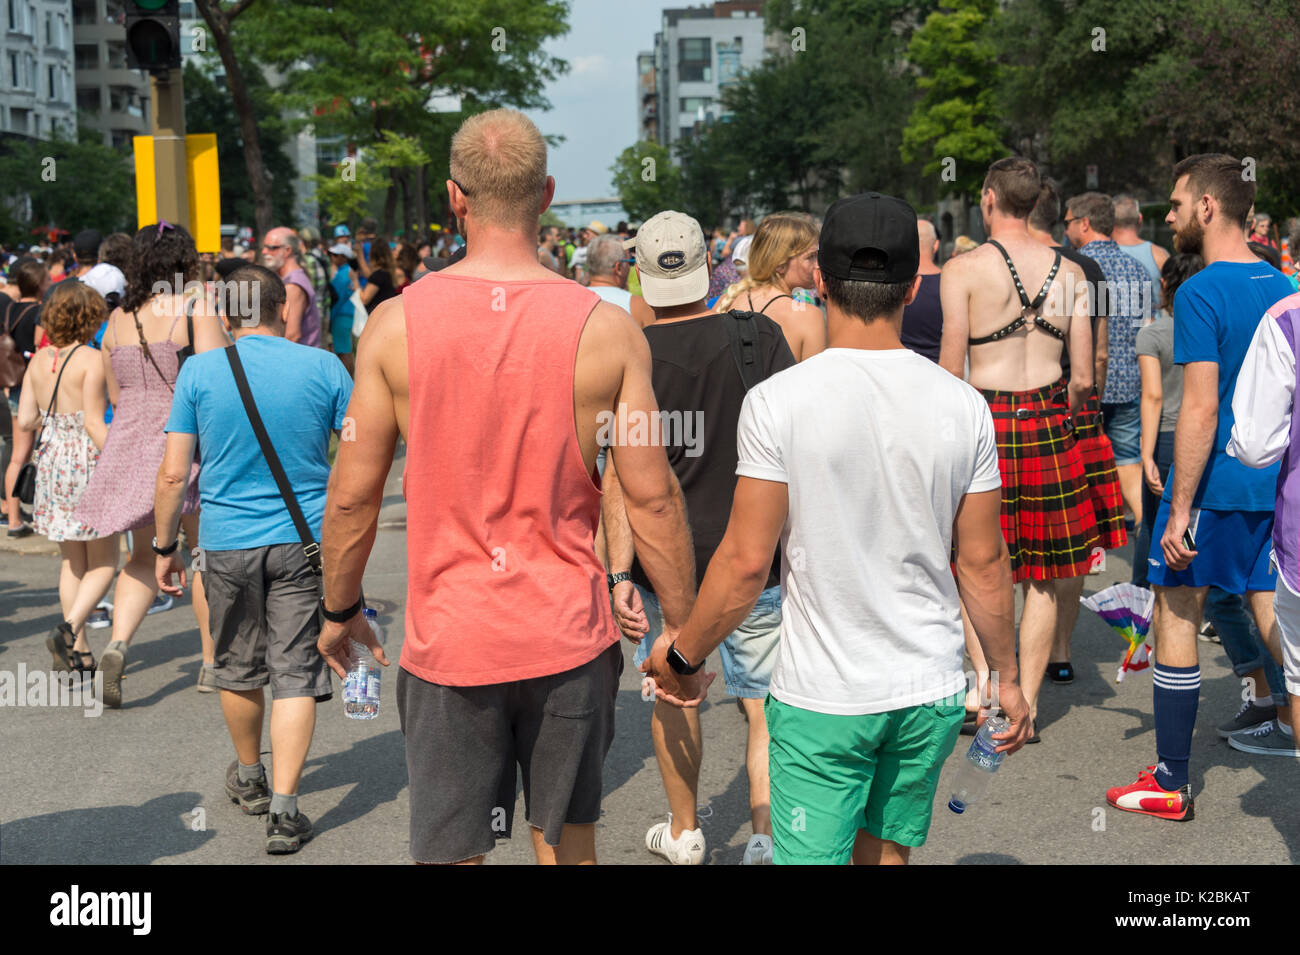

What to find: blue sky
left=523, top=0, right=665, bottom=202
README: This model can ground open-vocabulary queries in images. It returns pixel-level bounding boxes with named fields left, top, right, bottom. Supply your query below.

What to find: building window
left=75, top=43, right=98, bottom=70
left=678, top=37, right=711, bottom=83
left=680, top=96, right=714, bottom=114
left=77, top=86, right=101, bottom=113
left=48, top=63, right=54, bottom=97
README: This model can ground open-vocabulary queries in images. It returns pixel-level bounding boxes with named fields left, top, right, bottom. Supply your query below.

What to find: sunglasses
left=1062, top=217, right=1080, bottom=227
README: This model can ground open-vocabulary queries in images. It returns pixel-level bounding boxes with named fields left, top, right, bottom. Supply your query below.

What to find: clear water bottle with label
left=344, top=608, right=383, bottom=720
left=947, top=714, right=1009, bottom=814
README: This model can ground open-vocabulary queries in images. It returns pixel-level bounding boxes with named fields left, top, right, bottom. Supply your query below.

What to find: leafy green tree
left=312, top=131, right=430, bottom=227
left=611, top=141, right=683, bottom=223
left=183, top=59, right=297, bottom=228
left=0, top=130, right=133, bottom=241
left=239, top=0, right=570, bottom=235
left=901, top=0, right=1004, bottom=200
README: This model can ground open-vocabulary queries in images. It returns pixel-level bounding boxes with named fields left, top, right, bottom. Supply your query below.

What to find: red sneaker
left=1106, top=766, right=1194, bottom=821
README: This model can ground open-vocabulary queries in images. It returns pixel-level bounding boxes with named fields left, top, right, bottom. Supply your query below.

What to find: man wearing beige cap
left=602, top=210, right=795, bottom=864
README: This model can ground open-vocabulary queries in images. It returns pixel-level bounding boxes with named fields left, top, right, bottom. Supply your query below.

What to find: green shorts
left=766, top=694, right=964, bottom=864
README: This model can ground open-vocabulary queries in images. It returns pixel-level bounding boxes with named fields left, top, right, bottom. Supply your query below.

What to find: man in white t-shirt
left=584, top=233, right=633, bottom=312
left=644, top=193, right=1031, bottom=864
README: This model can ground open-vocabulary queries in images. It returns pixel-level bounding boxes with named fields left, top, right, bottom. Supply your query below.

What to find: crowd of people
left=3, top=106, right=1299, bottom=865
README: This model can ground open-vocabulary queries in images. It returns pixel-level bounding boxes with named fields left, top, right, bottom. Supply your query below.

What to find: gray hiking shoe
left=1228, top=720, right=1300, bottom=758
left=266, top=810, right=314, bottom=854
left=225, top=761, right=271, bottom=815
left=99, top=640, right=128, bottom=709
left=1216, top=699, right=1277, bottom=738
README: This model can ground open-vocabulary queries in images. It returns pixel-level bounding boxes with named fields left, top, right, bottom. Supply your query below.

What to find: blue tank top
left=1118, top=240, right=1160, bottom=289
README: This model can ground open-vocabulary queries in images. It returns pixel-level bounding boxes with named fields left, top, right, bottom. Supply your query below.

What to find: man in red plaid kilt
left=940, top=158, right=1100, bottom=742
left=1027, top=179, right=1129, bottom=687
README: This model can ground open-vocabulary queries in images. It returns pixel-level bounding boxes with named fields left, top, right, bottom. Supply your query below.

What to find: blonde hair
left=952, top=235, right=979, bottom=256
left=449, top=108, right=548, bottom=228
left=715, top=212, right=818, bottom=311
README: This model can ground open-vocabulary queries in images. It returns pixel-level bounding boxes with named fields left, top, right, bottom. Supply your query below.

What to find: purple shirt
left=1229, top=292, right=1300, bottom=594
left=283, top=267, right=321, bottom=349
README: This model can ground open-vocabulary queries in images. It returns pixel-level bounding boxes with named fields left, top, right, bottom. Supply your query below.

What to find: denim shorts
left=633, top=583, right=781, bottom=698
left=1101, top=399, right=1141, bottom=465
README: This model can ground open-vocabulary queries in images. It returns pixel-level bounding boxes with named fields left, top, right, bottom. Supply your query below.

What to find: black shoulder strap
left=724, top=310, right=763, bottom=391
left=224, top=344, right=322, bottom=575
left=758, top=294, right=793, bottom=315
left=34, top=344, right=81, bottom=453
left=986, top=239, right=1061, bottom=313
left=185, top=294, right=197, bottom=347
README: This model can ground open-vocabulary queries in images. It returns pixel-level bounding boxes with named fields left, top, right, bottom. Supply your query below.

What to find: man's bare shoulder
left=358, top=295, right=407, bottom=352
left=582, top=299, right=645, bottom=350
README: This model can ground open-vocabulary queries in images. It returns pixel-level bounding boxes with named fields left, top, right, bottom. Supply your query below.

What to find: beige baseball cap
left=633, top=211, right=709, bottom=307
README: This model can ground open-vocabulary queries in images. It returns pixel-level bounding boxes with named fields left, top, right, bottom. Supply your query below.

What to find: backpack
left=0, top=299, right=39, bottom=390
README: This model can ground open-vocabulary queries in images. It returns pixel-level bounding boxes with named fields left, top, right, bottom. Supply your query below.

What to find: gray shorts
left=203, top=542, right=332, bottom=701
left=396, top=640, right=622, bottom=864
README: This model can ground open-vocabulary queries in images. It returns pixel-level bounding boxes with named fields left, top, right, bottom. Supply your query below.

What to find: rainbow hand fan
left=1080, top=583, right=1155, bottom=683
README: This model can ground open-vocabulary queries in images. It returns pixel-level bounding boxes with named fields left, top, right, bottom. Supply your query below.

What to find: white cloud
left=571, top=54, right=608, bottom=76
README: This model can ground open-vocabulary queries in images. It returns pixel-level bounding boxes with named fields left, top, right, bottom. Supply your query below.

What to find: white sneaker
left=646, top=816, right=705, bottom=865
left=742, top=833, right=773, bottom=865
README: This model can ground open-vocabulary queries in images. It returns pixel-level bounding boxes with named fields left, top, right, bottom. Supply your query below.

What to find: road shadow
left=299, top=730, right=407, bottom=835
left=0, top=791, right=215, bottom=863
left=955, top=852, right=1023, bottom=864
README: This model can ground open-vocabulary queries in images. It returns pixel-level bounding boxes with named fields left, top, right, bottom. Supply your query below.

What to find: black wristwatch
left=667, top=642, right=703, bottom=676
left=152, top=536, right=179, bottom=557
left=321, top=592, right=364, bottom=623
left=607, top=572, right=632, bottom=591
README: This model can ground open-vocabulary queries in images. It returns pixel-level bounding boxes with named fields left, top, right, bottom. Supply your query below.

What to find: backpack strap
left=724, top=310, right=763, bottom=391
left=224, top=344, right=322, bottom=576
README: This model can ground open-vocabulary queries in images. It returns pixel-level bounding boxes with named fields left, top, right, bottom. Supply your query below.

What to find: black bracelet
left=321, top=592, right=364, bottom=623
left=607, top=572, right=632, bottom=590
left=152, top=536, right=179, bottom=557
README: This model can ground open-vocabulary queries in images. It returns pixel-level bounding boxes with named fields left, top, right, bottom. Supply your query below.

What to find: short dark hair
left=1029, top=178, right=1062, bottom=232
left=98, top=233, right=132, bottom=271
left=1172, top=153, right=1255, bottom=229
left=224, top=264, right=286, bottom=327
left=983, top=157, right=1041, bottom=219
left=821, top=251, right=912, bottom=321
left=15, top=258, right=47, bottom=297
left=1066, top=192, right=1115, bottom=236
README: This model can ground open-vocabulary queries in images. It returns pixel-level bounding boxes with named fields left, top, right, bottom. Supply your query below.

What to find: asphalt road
left=2, top=499, right=1297, bottom=865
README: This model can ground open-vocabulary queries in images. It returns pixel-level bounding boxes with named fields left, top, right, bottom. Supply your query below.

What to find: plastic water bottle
left=344, top=609, right=383, bottom=720
left=947, top=714, right=1009, bottom=814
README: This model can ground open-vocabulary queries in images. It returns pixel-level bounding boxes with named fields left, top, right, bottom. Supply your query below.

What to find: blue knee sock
left=1153, top=663, right=1200, bottom=791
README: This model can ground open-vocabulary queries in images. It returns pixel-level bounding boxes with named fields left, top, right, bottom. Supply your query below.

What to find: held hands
left=318, top=610, right=391, bottom=680
left=155, top=552, right=187, bottom=597
left=611, top=580, right=649, bottom=643
left=639, top=631, right=715, bottom=708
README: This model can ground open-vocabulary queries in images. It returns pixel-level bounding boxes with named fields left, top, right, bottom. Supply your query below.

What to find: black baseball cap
left=818, top=193, right=919, bottom=283
left=73, top=229, right=103, bottom=260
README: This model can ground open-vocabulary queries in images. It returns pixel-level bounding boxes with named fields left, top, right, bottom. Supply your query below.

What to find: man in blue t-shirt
left=151, top=264, right=353, bottom=855
left=1108, top=155, right=1295, bottom=822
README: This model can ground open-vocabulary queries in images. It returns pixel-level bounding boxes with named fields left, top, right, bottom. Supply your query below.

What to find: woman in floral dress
left=17, top=282, right=118, bottom=675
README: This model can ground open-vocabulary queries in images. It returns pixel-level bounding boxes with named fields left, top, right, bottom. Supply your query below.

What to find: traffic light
left=125, top=0, right=181, bottom=73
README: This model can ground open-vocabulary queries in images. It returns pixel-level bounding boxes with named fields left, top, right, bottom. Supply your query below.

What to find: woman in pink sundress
left=73, top=222, right=229, bottom=708
left=17, top=282, right=117, bottom=675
